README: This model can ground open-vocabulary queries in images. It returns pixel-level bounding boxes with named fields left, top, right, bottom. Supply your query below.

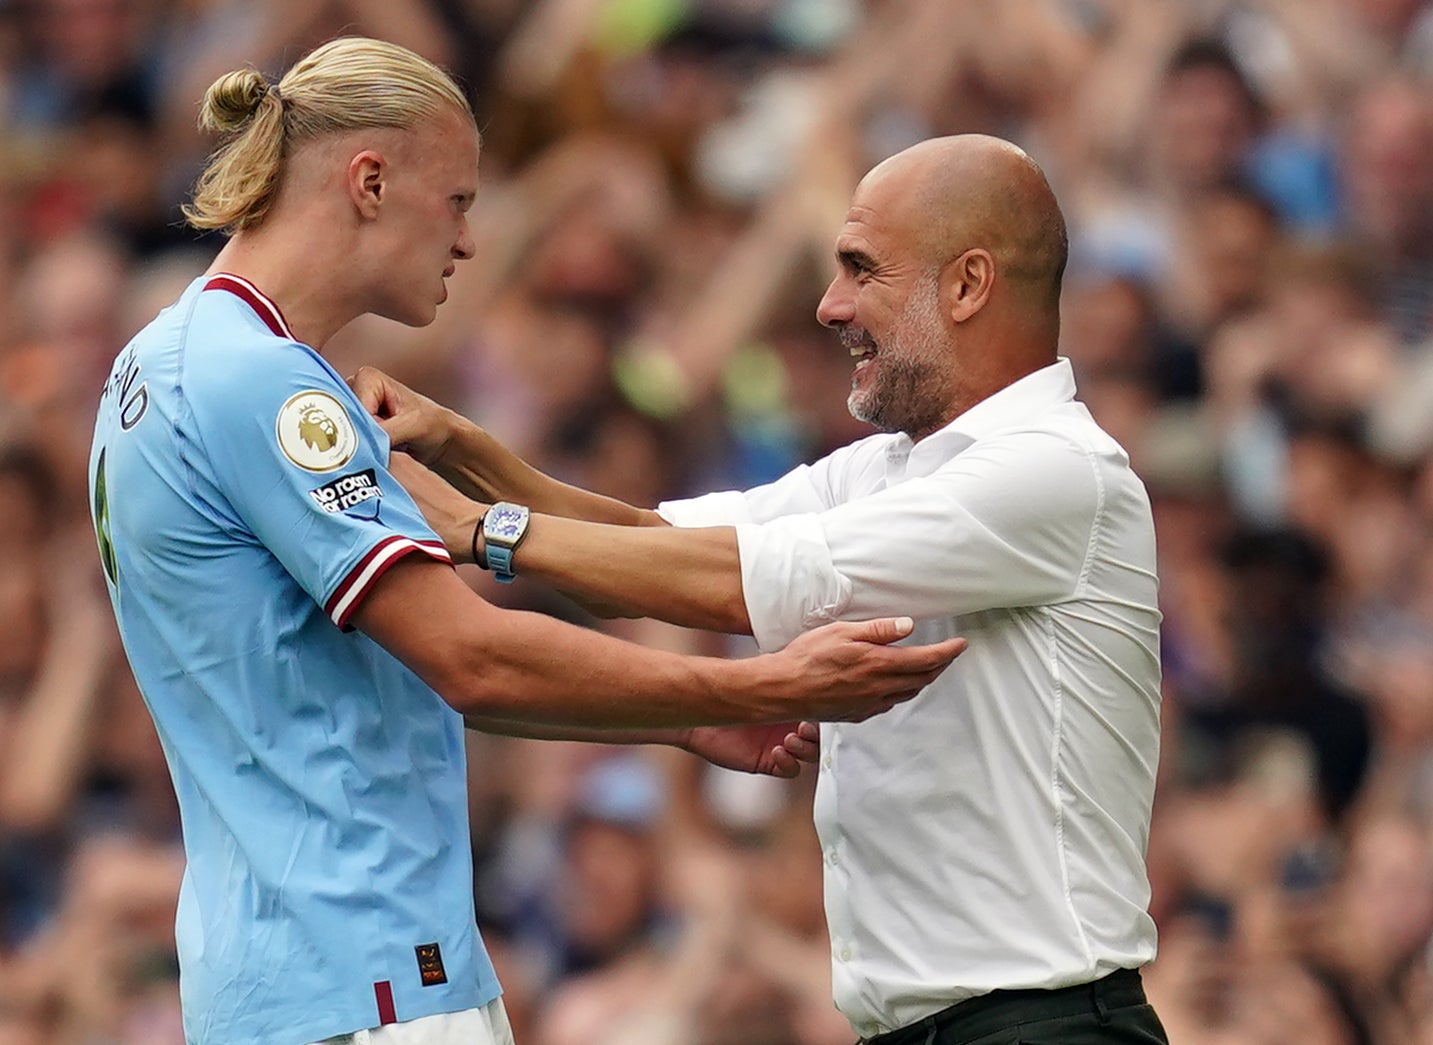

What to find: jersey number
left=93, top=448, right=118, bottom=586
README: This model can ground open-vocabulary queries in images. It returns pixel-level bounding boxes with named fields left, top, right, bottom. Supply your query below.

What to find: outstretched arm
left=350, top=366, right=663, bottom=526
left=353, top=555, right=963, bottom=729
left=389, top=418, right=1110, bottom=652
left=389, top=452, right=748, bottom=631
left=461, top=716, right=821, bottom=779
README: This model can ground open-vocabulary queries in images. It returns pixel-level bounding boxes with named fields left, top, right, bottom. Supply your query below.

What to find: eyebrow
left=837, top=248, right=878, bottom=273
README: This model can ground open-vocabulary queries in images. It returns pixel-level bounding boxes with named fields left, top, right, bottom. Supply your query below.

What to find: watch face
left=485, top=504, right=528, bottom=543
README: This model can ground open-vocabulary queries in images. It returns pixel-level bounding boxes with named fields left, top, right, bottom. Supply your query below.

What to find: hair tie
left=267, top=82, right=284, bottom=106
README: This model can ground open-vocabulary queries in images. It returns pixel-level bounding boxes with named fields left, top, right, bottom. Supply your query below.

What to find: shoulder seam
left=172, top=289, right=209, bottom=498
left=1072, top=442, right=1107, bottom=600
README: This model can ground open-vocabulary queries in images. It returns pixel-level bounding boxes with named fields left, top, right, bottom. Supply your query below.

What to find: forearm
left=442, top=608, right=770, bottom=727
left=462, top=714, right=688, bottom=748
left=359, top=557, right=959, bottom=732
left=437, top=419, right=663, bottom=526
left=521, top=516, right=751, bottom=633
left=357, top=561, right=773, bottom=727
left=425, top=482, right=752, bottom=631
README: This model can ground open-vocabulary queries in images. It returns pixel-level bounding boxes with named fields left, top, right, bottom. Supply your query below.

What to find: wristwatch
left=481, top=502, right=530, bottom=583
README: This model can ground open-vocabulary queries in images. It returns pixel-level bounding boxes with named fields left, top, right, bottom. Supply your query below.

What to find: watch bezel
left=483, top=503, right=530, bottom=548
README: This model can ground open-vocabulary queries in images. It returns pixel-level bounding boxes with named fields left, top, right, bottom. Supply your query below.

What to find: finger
left=378, top=412, right=428, bottom=449
left=781, top=733, right=819, bottom=762
left=781, top=731, right=818, bottom=756
left=795, top=720, right=820, bottom=742
left=894, top=636, right=968, bottom=673
left=348, top=366, right=387, bottom=414
left=846, top=616, right=915, bottom=646
left=769, top=747, right=799, bottom=778
left=891, top=666, right=952, bottom=696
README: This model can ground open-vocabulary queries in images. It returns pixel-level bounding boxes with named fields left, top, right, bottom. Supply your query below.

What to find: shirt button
left=826, top=847, right=839, bottom=867
left=822, top=754, right=833, bottom=769
left=840, top=947, right=853, bottom=961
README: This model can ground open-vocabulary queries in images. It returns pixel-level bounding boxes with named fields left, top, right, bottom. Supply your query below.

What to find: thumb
left=379, top=411, right=426, bottom=449
left=849, top=616, right=915, bottom=646
left=385, top=449, right=420, bottom=477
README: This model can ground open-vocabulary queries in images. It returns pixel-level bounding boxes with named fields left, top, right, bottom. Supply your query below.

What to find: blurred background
left=1, top=0, right=1432, bottom=1041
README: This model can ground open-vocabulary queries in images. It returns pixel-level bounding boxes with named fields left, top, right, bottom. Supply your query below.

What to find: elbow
left=718, top=582, right=753, bottom=636
left=568, top=594, right=635, bottom=620
left=417, top=639, right=529, bottom=719
left=436, top=668, right=527, bottom=719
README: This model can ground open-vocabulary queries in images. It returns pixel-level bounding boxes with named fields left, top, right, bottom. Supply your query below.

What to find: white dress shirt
left=659, top=359, right=1161, bottom=1038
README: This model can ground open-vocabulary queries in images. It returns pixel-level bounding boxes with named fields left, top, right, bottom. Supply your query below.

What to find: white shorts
left=308, top=998, right=515, bottom=1045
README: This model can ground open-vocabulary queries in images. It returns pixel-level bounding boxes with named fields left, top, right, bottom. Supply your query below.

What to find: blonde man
left=88, top=38, right=964, bottom=1045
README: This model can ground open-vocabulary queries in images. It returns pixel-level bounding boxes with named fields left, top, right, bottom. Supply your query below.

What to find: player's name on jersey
left=308, top=469, right=382, bottom=513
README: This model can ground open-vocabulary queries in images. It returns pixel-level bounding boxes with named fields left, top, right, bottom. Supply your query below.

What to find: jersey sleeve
left=182, top=343, right=452, bottom=629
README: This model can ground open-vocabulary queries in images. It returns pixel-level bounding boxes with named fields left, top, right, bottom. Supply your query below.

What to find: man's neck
left=207, top=228, right=361, bottom=349
left=905, top=353, right=1054, bottom=442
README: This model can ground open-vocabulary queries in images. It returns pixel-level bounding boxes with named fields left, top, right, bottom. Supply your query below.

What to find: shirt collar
left=885, top=358, right=1077, bottom=479
left=203, top=273, right=296, bottom=341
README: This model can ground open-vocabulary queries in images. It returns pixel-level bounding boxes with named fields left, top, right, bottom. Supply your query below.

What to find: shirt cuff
left=657, top=490, right=752, bottom=528
left=735, top=514, right=852, bottom=653
left=325, top=536, right=452, bottom=631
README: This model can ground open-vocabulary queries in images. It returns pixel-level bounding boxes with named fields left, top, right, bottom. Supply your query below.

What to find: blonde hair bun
left=199, top=68, right=272, bottom=135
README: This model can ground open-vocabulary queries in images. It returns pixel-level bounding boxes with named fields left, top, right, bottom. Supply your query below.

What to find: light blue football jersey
left=88, top=274, right=500, bottom=1045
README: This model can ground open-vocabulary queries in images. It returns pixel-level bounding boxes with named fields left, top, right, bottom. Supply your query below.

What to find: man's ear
left=941, top=249, right=995, bottom=324
left=348, top=150, right=386, bottom=220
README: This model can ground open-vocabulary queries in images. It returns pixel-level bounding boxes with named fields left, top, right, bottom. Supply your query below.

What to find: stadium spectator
left=1179, top=526, right=1372, bottom=824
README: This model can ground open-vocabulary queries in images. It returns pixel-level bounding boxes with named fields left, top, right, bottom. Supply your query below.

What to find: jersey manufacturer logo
left=276, top=390, right=358, bottom=472
left=308, top=468, right=382, bottom=515
left=415, top=942, right=447, bottom=986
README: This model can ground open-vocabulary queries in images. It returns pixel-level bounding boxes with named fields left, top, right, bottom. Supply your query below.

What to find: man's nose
left=454, top=223, right=476, bottom=260
left=816, top=277, right=854, bottom=328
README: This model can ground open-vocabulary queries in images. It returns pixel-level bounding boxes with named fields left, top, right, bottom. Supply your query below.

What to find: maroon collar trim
left=203, top=273, right=296, bottom=340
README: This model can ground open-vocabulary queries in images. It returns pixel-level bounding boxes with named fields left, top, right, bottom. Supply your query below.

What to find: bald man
left=355, top=135, right=1170, bottom=1044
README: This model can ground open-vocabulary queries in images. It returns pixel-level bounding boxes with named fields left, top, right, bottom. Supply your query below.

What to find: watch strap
left=487, top=540, right=517, bottom=583
left=482, top=502, right=530, bottom=584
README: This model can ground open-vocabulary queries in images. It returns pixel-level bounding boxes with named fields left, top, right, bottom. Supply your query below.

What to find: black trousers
left=858, top=968, right=1169, bottom=1045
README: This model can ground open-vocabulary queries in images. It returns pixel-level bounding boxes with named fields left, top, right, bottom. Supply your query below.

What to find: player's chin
left=383, top=299, right=441, bottom=328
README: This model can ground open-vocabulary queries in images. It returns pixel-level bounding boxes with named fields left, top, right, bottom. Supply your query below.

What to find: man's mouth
left=841, top=327, right=877, bottom=368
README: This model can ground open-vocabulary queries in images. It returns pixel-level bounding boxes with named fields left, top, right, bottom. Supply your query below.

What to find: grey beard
left=848, top=355, right=946, bottom=437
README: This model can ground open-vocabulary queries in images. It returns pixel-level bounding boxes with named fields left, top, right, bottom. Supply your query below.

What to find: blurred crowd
left=2, top=0, right=1433, bottom=1042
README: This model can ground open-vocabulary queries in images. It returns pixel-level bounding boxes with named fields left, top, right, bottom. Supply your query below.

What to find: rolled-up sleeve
left=735, top=515, right=854, bottom=652
left=657, top=460, right=837, bottom=526
left=730, top=432, right=1104, bottom=651
left=656, top=489, right=754, bottom=527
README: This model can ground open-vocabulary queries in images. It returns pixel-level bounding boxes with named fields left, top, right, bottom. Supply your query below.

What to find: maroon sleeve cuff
left=325, top=536, right=452, bottom=631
